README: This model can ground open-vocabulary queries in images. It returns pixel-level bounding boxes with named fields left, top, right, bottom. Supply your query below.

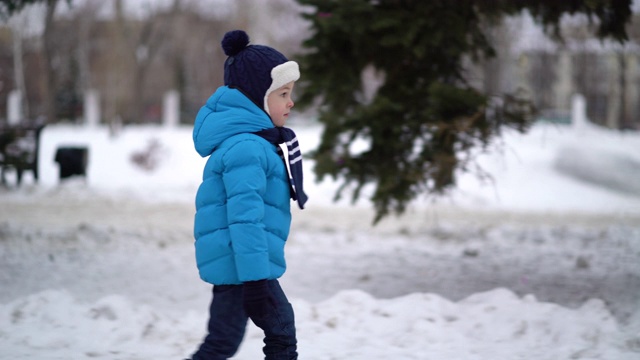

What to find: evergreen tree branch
left=294, top=0, right=631, bottom=223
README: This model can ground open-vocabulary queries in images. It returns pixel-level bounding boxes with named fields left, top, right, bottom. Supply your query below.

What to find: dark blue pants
left=192, top=280, right=298, bottom=360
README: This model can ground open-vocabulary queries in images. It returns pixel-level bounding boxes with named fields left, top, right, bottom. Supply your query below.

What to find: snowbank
left=2, top=288, right=638, bottom=360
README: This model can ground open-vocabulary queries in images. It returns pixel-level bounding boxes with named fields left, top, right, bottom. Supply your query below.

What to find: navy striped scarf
left=253, top=127, right=308, bottom=209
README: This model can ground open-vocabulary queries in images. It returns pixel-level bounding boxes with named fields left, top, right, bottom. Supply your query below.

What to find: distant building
left=518, top=44, right=640, bottom=130
left=470, top=14, right=640, bottom=131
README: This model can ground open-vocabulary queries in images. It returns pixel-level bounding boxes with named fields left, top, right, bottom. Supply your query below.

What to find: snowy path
left=2, top=190, right=638, bottom=324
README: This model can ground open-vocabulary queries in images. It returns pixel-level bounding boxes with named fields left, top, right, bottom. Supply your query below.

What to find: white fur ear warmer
left=264, top=61, right=300, bottom=114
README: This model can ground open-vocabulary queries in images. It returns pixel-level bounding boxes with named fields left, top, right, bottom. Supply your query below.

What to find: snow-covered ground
left=1, top=120, right=639, bottom=359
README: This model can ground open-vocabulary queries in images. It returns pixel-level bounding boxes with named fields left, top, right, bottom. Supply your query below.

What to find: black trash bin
left=54, top=146, right=88, bottom=180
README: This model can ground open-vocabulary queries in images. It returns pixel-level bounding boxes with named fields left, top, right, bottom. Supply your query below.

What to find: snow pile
left=554, top=139, right=640, bottom=196
left=450, top=122, right=640, bottom=214
left=0, top=290, right=198, bottom=359
left=2, top=288, right=638, bottom=360
left=295, top=289, right=636, bottom=359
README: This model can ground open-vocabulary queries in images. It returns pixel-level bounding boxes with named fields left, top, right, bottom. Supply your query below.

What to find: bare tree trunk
left=77, top=1, right=100, bottom=92
left=618, top=52, right=628, bottom=130
left=10, top=18, right=28, bottom=120
left=42, top=0, right=59, bottom=123
left=131, top=22, right=154, bottom=124
left=113, top=0, right=129, bottom=123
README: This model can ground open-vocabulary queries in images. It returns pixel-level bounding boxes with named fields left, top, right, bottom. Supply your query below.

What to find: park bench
left=0, top=121, right=45, bottom=187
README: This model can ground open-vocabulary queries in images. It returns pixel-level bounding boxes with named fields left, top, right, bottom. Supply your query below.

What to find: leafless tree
left=41, top=0, right=58, bottom=122
left=1, top=0, right=310, bottom=124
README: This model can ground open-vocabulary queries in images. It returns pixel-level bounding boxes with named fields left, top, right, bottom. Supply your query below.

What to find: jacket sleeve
left=221, top=138, right=270, bottom=282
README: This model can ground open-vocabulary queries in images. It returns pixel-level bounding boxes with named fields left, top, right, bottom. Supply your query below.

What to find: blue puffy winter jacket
left=193, top=86, right=292, bottom=285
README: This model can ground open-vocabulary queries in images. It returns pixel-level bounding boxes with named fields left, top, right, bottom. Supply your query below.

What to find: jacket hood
left=193, top=86, right=274, bottom=157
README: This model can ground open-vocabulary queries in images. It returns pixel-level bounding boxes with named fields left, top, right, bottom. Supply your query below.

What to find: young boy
left=188, top=30, right=307, bottom=360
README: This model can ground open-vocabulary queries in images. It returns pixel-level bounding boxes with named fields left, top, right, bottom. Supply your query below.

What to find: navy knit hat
left=222, top=30, right=300, bottom=114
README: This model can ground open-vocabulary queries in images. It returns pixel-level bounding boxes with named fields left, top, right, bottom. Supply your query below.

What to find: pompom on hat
left=222, top=30, right=300, bottom=115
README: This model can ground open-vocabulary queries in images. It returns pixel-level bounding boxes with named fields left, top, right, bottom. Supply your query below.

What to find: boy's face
left=267, top=81, right=295, bottom=127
